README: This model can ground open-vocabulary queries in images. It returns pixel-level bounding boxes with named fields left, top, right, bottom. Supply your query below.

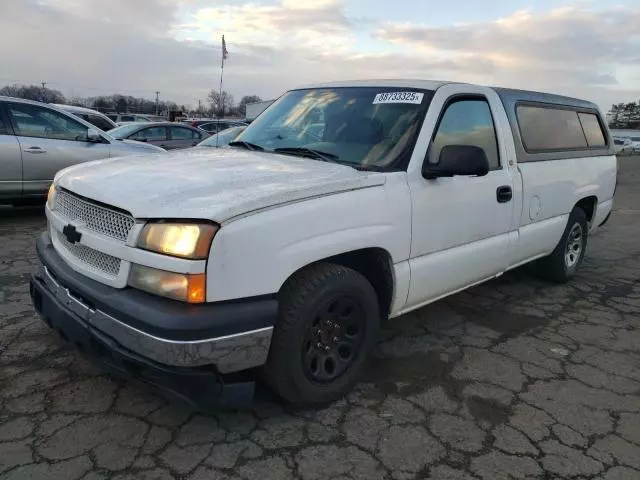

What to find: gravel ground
left=1, top=157, right=639, bottom=480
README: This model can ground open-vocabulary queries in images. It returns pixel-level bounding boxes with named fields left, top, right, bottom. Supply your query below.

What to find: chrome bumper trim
left=40, top=265, right=272, bottom=374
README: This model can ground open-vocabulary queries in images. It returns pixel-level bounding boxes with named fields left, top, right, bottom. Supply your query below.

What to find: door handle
left=496, top=185, right=512, bottom=203
left=24, top=147, right=46, bottom=154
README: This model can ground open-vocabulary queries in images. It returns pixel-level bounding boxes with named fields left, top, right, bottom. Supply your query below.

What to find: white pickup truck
left=30, top=80, right=617, bottom=409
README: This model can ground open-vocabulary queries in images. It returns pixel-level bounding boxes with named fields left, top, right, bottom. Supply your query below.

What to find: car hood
left=55, top=148, right=386, bottom=221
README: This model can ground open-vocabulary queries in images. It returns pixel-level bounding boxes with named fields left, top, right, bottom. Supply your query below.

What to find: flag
left=222, top=35, right=229, bottom=61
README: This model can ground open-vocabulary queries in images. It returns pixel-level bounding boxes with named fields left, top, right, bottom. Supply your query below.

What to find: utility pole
left=40, top=81, right=47, bottom=103
left=198, top=99, right=202, bottom=115
left=155, top=91, right=160, bottom=116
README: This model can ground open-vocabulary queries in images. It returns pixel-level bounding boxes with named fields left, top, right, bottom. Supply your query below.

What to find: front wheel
left=536, top=207, right=589, bottom=283
left=264, top=263, right=380, bottom=407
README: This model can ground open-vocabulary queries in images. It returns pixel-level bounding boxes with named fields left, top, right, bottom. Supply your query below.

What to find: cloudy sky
left=2, top=0, right=639, bottom=111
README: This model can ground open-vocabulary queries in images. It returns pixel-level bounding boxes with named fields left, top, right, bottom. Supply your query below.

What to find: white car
left=30, top=80, right=616, bottom=409
left=613, top=137, right=634, bottom=155
left=629, top=136, right=640, bottom=153
left=106, top=113, right=166, bottom=126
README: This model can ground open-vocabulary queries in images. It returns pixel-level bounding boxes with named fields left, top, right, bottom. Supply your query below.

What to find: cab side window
left=428, top=99, right=500, bottom=170
left=8, top=103, right=89, bottom=142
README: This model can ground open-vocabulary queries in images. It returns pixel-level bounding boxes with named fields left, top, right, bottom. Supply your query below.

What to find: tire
left=264, top=263, right=380, bottom=407
left=536, top=207, right=588, bottom=283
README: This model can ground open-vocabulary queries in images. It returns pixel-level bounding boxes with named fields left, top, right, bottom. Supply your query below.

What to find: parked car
left=193, top=126, right=246, bottom=148
left=50, top=104, right=118, bottom=131
left=197, top=120, right=247, bottom=134
left=0, top=96, right=165, bottom=205
left=106, top=113, right=166, bottom=125
left=181, top=118, right=215, bottom=128
left=613, top=137, right=633, bottom=155
left=183, top=118, right=247, bottom=133
left=629, top=136, right=640, bottom=153
left=31, top=80, right=616, bottom=409
left=108, top=122, right=206, bottom=150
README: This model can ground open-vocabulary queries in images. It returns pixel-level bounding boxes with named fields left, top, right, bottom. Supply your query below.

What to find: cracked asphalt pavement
left=1, top=157, right=639, bottom=480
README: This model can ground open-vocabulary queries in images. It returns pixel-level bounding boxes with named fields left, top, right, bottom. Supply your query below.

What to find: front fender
left=206, top=175, right=411, bottom=302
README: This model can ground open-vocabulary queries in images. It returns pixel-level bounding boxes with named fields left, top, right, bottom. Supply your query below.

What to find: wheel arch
left=574, top=195, right=598, bottom=224
left=279, top=247, right=395, bottom=320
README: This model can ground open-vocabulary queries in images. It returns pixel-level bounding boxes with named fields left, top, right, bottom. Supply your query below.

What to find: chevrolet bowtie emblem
left=62, top=224, right=82, bottom=244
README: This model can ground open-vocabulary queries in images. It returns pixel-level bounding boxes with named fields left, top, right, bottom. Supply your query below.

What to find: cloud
left=1, top=0, right=638, bottom=112
left=41, top=0, right=188, bottom=33
left=187, top=0, right=354, bottom=54
left=376, top=6, right=640, bottom=91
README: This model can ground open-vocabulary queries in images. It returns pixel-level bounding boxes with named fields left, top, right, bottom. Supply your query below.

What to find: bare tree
left=207, top=90, right=235, bottom=118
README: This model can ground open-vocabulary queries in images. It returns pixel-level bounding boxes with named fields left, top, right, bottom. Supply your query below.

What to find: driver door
left=7, top=103, right=110, bottom=196
left=405, top=85, right=517, bottom=309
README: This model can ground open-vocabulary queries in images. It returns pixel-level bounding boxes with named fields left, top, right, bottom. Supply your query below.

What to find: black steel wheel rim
left=301, top=295, right=366, bottom=384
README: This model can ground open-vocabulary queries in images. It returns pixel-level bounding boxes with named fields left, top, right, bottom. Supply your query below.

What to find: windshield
left=109, top=123, right=144, bottom=138
left=234, top=87, right=433, bottom=170
left=632, top=137, right=640, bottom=142
left=199, top=126, right=246, bottom=147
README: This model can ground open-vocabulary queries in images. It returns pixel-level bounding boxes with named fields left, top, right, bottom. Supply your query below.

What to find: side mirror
left=423, top=145, right=490, bottom=179
left=87, top=129, right=102, bottom=143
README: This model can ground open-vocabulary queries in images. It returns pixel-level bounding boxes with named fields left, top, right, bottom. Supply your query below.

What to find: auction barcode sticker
left=373, top=92, right=424, bottom=104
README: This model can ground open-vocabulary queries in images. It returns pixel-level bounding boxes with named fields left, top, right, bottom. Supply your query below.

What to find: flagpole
left=216, top=35, right=225, bottom=147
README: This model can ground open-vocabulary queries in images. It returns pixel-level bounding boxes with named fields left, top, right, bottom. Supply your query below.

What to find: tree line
left=0, top=83, right=263, bottom=118
left=607, top=102, right=640, bottom=129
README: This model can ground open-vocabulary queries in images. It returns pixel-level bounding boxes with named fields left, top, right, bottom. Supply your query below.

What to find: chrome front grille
left=54, top=230, right=121, bottom=277
left=54, top=189, right=135, bottom=242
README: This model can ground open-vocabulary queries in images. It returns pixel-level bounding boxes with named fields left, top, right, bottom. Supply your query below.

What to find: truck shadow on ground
left=251, top=266, right=555, bottom=414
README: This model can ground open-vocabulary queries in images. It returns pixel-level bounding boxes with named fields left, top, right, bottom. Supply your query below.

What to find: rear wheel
left=536, top=207, right=588, bottom=283
left=264, top=263, right=380, bottom=407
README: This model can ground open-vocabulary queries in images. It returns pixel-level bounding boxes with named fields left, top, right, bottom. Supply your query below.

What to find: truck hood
left=55, top=148, right=386, bottom=221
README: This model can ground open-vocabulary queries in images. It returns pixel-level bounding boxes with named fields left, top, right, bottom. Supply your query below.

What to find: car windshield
left=234, top=87, right=434, bottom=170
left=632, top=137, right=640, bottom=141
left=109, top=123, right=145, bottom=139
left=199, top=126, right=246, bottom=147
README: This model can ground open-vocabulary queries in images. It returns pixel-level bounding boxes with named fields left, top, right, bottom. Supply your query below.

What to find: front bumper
left=30, top=232, right=278, bottom=409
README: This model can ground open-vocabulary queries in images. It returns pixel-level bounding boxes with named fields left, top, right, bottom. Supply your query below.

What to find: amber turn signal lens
left=128, top=264, right=206, bottom=303
left=186, top=274, right=206, bottom=304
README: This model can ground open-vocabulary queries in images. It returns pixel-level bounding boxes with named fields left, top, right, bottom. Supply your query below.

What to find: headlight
left=138, top=222, right=218, bottom=259
left=47, top=183, right=56, bottom=208
left=129, top=264, right=206, bottom=303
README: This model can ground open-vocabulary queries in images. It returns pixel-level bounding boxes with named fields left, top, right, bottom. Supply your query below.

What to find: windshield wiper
left=274, top=147, right=339, bottom=163
left=228, top=140, right=264, bottom=151
left=352, top=164, right=390, bottom=172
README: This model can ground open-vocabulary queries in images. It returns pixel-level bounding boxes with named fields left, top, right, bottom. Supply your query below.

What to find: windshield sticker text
left=373, top=92, right=424, bottom=105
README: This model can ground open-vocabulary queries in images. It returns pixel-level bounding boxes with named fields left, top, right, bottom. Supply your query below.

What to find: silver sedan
left=0, top=96, right=165, bottom=205
left=108, top=122, right=207, bottom=150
